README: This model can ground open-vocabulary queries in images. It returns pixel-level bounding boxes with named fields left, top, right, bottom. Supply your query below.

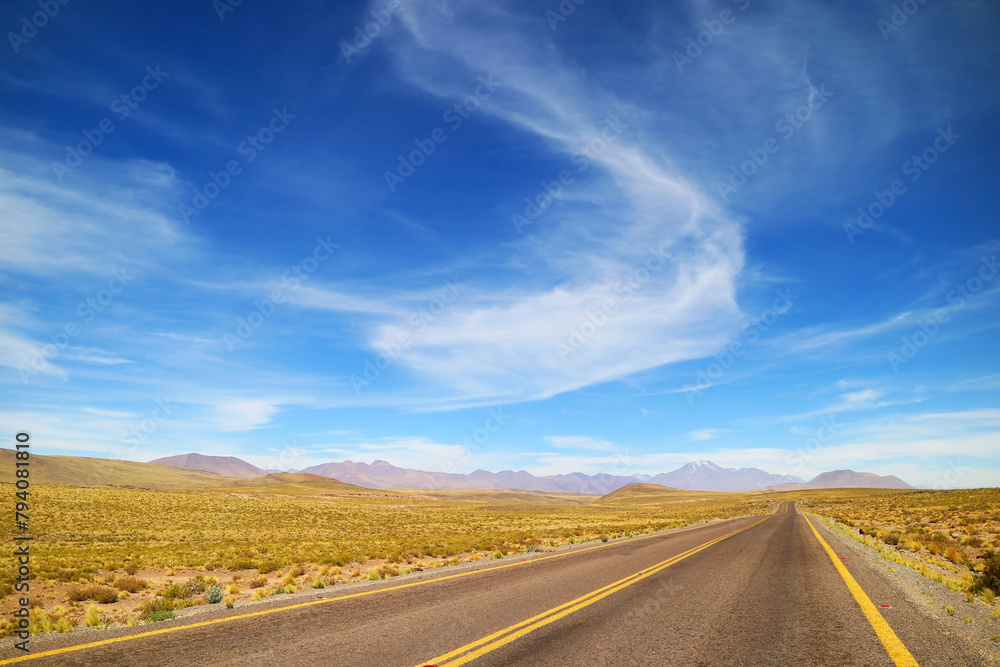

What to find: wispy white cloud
left=212, top=398, right=282, bottom=432
left=298, top=0, right=748, bottom=405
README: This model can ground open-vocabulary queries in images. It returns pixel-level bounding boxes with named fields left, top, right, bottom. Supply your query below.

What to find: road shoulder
left=811, top=513, right=1000, bottom=666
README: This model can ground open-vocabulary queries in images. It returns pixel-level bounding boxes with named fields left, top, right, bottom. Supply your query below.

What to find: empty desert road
left=4, top=503, right=988, bottom=666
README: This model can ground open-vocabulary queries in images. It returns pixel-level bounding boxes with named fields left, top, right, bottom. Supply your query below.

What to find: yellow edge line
left=422, top=516, right=771, bottom=667
left=803, top=515, right=919, bottom=667
left=0, top=515, right=762, bottom=664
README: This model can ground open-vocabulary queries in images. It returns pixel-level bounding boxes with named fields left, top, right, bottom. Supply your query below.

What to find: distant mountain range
left=150, top=454, right=913, bottom=493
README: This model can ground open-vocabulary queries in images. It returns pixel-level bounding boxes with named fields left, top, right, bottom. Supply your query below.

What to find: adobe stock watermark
left=265, top=438, right=307, bottom=472
left=51, top=66, right=169, bottom=182
left=117, top=398, right=175, bottom=457
left=672, top=0, right=751, bottom=73
left=843, top=126, right=959, bottom=244
left=877, top=0, right=933, bottom=41
left=887, top=253, right=997, bottom=372
left=715, top=84, right=833, bottom=202
left=350, top=280, right=464, bottom=393
left=384, top=74, right=502, bottom=192
left=340, top=0, right=405, bottom=63
left=545, top=0, right=587, bottom=31
left=682, top=287, right=797, bottom=403
left=224, top=236, right=339, bottom=351
left=180, top=106, right=296, bottom=224
left=784, top=415, right=839, bottom=475
left=554, top=242, right=670, bottom=363
left=441, top=407, right=512, bottom=474
left=17, top=268, right=133, bottom=384
left=931, top=460, right=967, bottom=490
left=6, top=0, right=71, bottom=55
left=511, top=111, right=629, bottom=234
left=213, top=0, right=244, bottom=21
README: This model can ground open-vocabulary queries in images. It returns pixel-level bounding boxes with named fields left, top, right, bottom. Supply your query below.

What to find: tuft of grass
left=67, top=585, right=119, bottom=604
left=84, top=605, right=101, bottom=627
left=257, top=560, right=282, bottom=575
left=147, top=611, right=174, bottom=623
left=945, top=605, right=955, bottom=616
left=114, top=576, right=147, bottom=593
left=311, top=579, right=325, bottom=589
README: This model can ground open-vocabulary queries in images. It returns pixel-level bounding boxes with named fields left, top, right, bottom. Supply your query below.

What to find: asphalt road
left=4, top=502, right=988, bottom=666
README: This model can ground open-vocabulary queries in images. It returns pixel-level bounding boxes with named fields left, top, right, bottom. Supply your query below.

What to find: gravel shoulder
left=812, top=513, right=1000, bottom=666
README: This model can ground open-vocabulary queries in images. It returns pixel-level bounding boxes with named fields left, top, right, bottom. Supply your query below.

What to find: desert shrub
left=289, top=566, right=306, bottom=578
left=67, top=585, right=118, bottom=604
left=258, top=560, right=282, bottom=575
left=526, top=544, right=543, bottom=553
left=883, top=534, right=901, bottom=546
left=147, top=611, right=174, bottom=623
left=114, top=576, right=148, bottom=593
left=230, top=557, right=254, bottom=571
left=972, top=550, right=1000, bottom=594
left=84, top=605, right=101, bottom=627
left=247, top=575, right=268, bottom=589
left=205, top=586, right=223, bottom=604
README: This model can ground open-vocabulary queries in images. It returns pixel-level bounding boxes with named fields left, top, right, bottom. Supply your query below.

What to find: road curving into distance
left=2, top=502, right=986, bottom=666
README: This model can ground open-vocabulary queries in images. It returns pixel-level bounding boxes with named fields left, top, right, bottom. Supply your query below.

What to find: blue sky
left=1, top=0, right=998, bottom=488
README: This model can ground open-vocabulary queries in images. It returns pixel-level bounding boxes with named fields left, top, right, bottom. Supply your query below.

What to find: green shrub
left=526, top=544, right=543, bottom=553
left=147, top=611, right=174, bottom=623
left=205, top=586, right=223, bottom=604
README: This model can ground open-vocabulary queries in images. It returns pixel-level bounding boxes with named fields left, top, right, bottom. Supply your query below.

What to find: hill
left=149, top=453, right=267, bottom=478
left=0, top=449, right=234, bottom=489
left=767, top=469, right=914, bottom=491
left=595, top=483, right=731, bottom=506
left=807, top=469, right=913, bottom=489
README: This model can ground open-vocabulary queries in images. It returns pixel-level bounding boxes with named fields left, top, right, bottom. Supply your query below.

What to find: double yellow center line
left=417, top=516, right=771, bottom=667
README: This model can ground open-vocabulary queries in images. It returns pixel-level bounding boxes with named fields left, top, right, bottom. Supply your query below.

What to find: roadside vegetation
left=796, top=488, right=1000, bottom=603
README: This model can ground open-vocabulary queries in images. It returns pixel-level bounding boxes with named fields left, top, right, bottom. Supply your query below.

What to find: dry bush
left=114, top=576, right=147, bottom=593
left=66, top=585, right=118, bottom=604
